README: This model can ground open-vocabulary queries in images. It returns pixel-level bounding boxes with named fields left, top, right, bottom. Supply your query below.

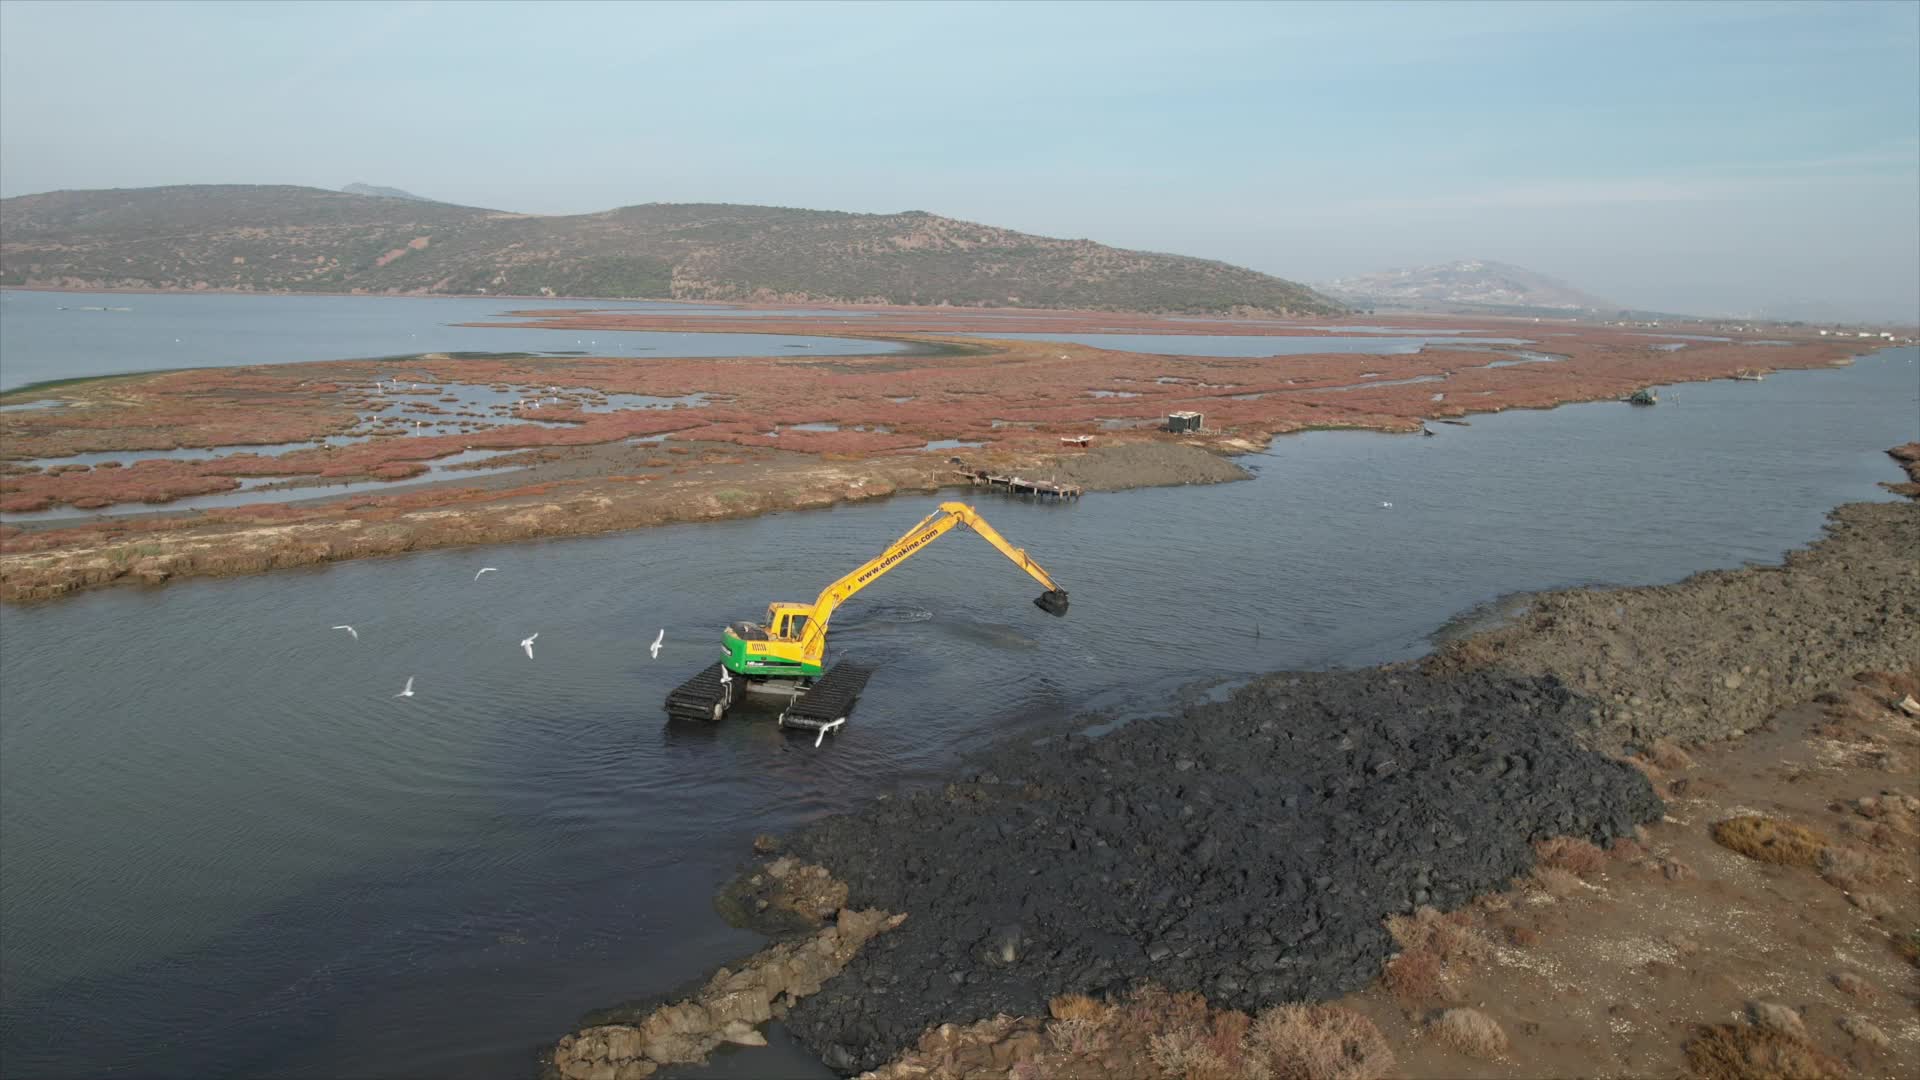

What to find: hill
left=340, top=182, right=436, bottom=202
left=0, top=185, right=1342, bottom=315
left=1321, top=259, right=1614, bottom=315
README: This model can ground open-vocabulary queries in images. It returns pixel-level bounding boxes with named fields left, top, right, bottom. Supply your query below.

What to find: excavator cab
left=755, top=602, right=816, bottom=642
left=721, top=602, right=822, bottom=677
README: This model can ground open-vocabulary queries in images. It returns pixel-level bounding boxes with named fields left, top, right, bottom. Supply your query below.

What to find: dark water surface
left=0, top=291, right=903, bottom=391
left=0, top=349, right=1914, bottom=1077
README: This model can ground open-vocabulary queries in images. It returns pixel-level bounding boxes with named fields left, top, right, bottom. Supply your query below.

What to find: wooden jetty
left=957, top=469, right=1083, bottom=500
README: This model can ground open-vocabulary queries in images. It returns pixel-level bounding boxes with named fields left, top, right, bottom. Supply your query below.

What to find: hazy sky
left=3, top=0, right=1916, bottom=320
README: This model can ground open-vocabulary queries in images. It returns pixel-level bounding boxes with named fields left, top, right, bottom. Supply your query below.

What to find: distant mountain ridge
left=0, top=185, right=1344, bottom=315
left=1321, top=259, right=1615, bottom=314
left=341, top=182, right=435, bottom=202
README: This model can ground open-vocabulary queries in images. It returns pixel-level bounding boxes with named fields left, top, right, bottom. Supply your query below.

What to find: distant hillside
left=0, top=185, right=1343, bottom=315
left=341, top=182, right=434, bottom=202
left=1321, top=259, right=1614, bottom=314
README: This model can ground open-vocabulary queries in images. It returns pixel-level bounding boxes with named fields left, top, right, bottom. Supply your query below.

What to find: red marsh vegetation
left=0, top=318, right=1866, bottom=517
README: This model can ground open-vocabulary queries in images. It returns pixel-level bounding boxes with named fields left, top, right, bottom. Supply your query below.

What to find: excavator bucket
left=1033, top=589, right=1070, bottom=617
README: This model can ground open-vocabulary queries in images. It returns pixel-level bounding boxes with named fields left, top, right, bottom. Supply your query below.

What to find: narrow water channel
left=0, top=348, right=1912, bottom=1077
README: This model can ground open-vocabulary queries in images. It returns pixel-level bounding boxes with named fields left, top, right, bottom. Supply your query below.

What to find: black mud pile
left=780, top=667, right=1662, bottom=1073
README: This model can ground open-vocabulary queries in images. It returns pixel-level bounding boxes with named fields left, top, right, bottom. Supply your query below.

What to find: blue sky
left=2, top=0, right=1915, bottom=320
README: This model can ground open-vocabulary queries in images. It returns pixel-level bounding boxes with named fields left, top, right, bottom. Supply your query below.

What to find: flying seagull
left=331, top=624, right=358, bottom=641
left=474, top=567, right=498, bottom=580
left=1380, top=501, right=1393, bottom=509
left=650, top=628, right=665, bottom=659
left=521, top=633, right=539, bottom=659
left=395, top=676, right=415, bottom=698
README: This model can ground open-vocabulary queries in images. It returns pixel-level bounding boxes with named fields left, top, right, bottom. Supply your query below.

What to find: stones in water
left=547, top=906, right=906, bottom=1080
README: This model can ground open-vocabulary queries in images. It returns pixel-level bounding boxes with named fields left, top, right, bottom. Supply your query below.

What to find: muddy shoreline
left=547, top=496, right=1918, bottom=1078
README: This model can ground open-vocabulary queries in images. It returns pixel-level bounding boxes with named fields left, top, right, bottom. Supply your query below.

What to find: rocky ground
left=1345, top=673, right=1920, bottom=1079
left=1431, top=498, right=1920, bottom=754
left=549, top=903, right=906, bottom=1080
left=1887, top=441, right=1920, bottom=498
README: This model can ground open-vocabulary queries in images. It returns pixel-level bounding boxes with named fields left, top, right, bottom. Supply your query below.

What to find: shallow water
left=984, top=331, right=1530, bottom=356
left=0, top=349, right=1913, bottom=1077
left=0, top=291, right=904, bottom=391
left=1480, top=350, right=1568, bottom=367
left=11, top=435, right=373, bottom=471
left=0, top=450, right=531, bottom=523
left=1321, top=373, right=1447, bottom=391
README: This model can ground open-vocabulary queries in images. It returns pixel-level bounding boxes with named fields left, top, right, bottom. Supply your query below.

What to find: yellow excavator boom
left=788, top=501, right=1065, bottom=664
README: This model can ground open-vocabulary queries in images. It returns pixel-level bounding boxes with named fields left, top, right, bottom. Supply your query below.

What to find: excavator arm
left=944, top=503, right=1069, bottom=600
left=794, top=501, right=1068, bottom=664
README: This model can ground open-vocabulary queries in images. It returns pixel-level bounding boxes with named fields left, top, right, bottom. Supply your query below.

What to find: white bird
left=649, top=628, right=664, bottom=659
left=1380, top=501, right=1393, bottom=508
left=521, top=633, right=539, bottom=659
left=331, top=624, right=358, bottom=640
left=474, top=567, right=498, bottom=580
left=395, top=676, right=415, bottom=698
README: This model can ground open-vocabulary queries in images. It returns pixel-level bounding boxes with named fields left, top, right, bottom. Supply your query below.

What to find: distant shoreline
left=1, top=283, right=710, bottom=306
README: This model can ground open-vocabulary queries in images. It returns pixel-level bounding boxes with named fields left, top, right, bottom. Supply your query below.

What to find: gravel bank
left=778, top=667, right=1661, bottom=1073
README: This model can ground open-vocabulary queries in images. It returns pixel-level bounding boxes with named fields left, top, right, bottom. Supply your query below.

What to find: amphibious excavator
left=664, top=502, right=1069, bottom=737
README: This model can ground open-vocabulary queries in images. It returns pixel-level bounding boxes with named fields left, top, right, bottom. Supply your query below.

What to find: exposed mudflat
left=777, top=666, right=1662, bottom=1073
left=1037, top=440, right=1248, bottom=490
